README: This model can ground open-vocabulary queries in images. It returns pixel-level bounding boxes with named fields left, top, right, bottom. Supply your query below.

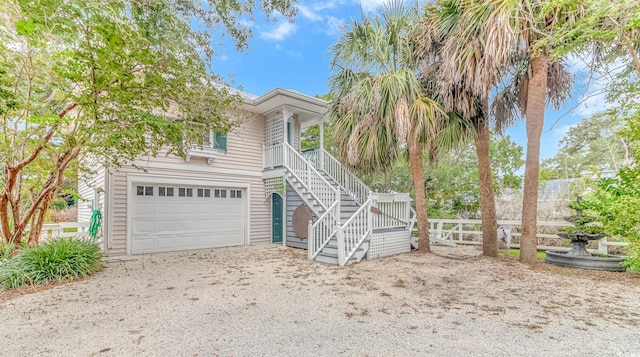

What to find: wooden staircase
left=273, top=143, right=414, bottom=266
left=284, top=163, right=369, bottom=265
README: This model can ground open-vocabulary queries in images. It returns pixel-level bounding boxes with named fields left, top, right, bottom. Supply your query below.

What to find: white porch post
left=282, top=107, right=290, bottom=165
left=319, top=121, right=325, bottom=171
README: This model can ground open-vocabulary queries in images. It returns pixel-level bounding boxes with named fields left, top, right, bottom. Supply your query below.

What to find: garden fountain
left=544, top=197, right=626, bottom=272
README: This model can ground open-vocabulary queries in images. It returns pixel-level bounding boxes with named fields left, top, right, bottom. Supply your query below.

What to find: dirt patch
left=1, top=244, right=639, bottom=356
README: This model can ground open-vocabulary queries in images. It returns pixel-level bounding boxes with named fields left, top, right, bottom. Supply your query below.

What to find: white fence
left=26, top=222, right=92, bottom=242
left=428, top=219, right=629, bottom=254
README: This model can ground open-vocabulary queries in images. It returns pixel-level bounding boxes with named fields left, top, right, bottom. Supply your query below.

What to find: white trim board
left=133, top=160, right=263, bottom=178
left=125, top=173, right=251, bottom=255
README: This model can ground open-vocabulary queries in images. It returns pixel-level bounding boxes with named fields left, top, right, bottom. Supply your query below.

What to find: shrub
left=0, top=238, right=103, bottom=290
left=50, top=197, right=68, bottom=211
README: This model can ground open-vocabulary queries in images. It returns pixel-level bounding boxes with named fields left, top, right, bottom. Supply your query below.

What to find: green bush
left=0, top=238, right=103, bottom=290
left=50, top=197, right=68, bottom=211
left=579, top=166, right=640, bottom=272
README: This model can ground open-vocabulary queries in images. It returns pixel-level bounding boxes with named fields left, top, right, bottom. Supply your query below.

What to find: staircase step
left=314, top=253, right=339, bottom=266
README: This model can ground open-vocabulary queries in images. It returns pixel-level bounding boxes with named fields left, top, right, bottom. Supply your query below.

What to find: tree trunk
left=408, top=125, right=430, bottom=253
left=475, top=118, right=499, bottom=257
left=520, top=55, right=548, bottom=265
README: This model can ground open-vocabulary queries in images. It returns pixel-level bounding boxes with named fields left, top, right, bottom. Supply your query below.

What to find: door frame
left=126, top=174, right=250, bottom=255
left=271, top=193, right=284, bottom=244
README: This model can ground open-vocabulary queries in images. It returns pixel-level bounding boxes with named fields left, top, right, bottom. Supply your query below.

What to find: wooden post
left=337, top=220, right=345, bottom=266
left=308, top=220, right=314, bottom=260
left=367, top=192, right=373, bottom=233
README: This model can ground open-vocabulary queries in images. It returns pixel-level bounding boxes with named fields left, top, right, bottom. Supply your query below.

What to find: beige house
left=80, top=88, right=414, bottom=266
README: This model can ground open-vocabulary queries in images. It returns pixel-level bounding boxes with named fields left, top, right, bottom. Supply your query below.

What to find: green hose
left=89, top=210, right=102, bottom=239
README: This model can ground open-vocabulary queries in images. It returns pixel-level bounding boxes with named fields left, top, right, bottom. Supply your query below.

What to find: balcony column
left=319, top=121, right=325, bottom=171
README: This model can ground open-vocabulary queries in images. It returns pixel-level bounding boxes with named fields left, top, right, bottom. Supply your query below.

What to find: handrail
left=312, top=148, right=370, bottom=206
left=340, top=198, right=373, bottom=265
left=308, top=200, right=340, bottom=260
left=301, top=149, right=320, bottom=168
left=263, top=142, right=284, bottom=169
left=408, top=207, right=417, bottom=233
left=283, top=142, right=338, bottom=212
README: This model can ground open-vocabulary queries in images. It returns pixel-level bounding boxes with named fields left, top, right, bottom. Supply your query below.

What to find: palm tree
left=328, top=1, right=450, bottom=252
left=416, top=0, right=574, bottom=264
left=414, top=1, right=506, bottom=257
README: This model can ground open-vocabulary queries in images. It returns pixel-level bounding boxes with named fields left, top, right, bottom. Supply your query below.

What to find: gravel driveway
left=1, top=244, right=639, bottom=356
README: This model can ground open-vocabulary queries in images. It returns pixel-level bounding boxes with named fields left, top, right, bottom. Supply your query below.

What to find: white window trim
left=184, top=125, right=221, bottom=165
left=126, top=174, right=251, bottom=255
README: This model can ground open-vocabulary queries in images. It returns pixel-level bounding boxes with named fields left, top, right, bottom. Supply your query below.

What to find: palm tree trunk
left=408, top=125, right=430, bottom=253
left=475, top=118, right=498, bottom=257
left=520, top=55, right=548, bottom=265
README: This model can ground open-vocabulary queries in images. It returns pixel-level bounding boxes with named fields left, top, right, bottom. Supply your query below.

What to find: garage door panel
left=176, top=203, right=197, bottom=213
left=135, top=203, right=156, bottom=215
left=155, top=220, right=177, bottom=231
left=131, top=183, right=246, bottom=254
left=156, top=203, right=176, bottom=215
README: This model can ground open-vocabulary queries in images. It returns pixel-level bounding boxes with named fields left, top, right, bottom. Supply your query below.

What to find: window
left=230, top=190, right=242, bottom=199
left=136, top=186, right=154, bottom=196
left=213, top=132, right=227, bottom=151
left=158, top=187, right=175, bottom=197
left=187, top=123, right=227, bottom=151
left=214, top=189, right=227, bottom=198
left=204, top=189, right=211, bottom=197
left=179, top=188, right=186, bottom=197
left=197, top=188, right=204, bottom=198
left=186, top=188, right=193, bottom=197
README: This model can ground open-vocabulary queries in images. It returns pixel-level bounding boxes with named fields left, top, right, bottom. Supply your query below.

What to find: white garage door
left=131, top=183, right=245, bottom=254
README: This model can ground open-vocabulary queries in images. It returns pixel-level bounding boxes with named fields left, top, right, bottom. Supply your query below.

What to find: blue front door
left=272, top=194, right=283, bottom=243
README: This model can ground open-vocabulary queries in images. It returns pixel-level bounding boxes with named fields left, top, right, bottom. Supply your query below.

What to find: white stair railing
left=321, top=149, right=370, bottom=205
left=263, top=143, right=284, bottom=169
left=339, top=196, right=373, bottom=265
left=308, top=201, right=340, bottom=260
left=302, top=148, right=371, bottom=206
left=284, top=143, right=338, bottom=212
left=301, top=149, right=320, bottom=168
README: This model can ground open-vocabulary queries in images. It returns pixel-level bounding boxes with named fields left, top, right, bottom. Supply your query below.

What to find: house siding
left=77, top=161, right=106, bottom=223
left=136, top=114, right=265, bottom=172
left=285, top=184, right=316, bottom=250
left=105, top=115, right=269, bottom=256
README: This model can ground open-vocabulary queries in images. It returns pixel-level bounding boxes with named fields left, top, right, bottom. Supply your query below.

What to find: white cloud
left=570, top=54, right=628, bottom=117
left=219, top=55, right=229, bottom=62
left=325, top=16, right=347, bottom=36
left=312, top=0, right=346, bottom=11
left=575, top=86, right=612, bottom=117
left=238, top=19, right=254, bottom=29
left=553, top=123, right=576, bottom=137
left=358, top=0, right=388, bottom=12
left=297, top=4, right=323, bottom=22
left=260, top=21, right=297, bottom=41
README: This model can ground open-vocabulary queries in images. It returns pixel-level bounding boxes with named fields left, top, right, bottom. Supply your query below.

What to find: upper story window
left=185, top=123, right=227, bottom=164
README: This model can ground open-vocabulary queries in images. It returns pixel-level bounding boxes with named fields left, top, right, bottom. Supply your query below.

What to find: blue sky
left=212, top=1, right=610, bottom=160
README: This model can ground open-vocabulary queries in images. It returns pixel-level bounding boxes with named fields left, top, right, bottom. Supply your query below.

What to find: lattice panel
left=367, top=230, right=411, bottom=260
left=266, top=113, right=284, bottom=146
left=265, top=177, right=286, bottom=199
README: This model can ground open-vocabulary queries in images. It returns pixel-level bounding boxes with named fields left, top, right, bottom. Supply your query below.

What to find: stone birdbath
left=544, top=197, right=625, bottom=272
